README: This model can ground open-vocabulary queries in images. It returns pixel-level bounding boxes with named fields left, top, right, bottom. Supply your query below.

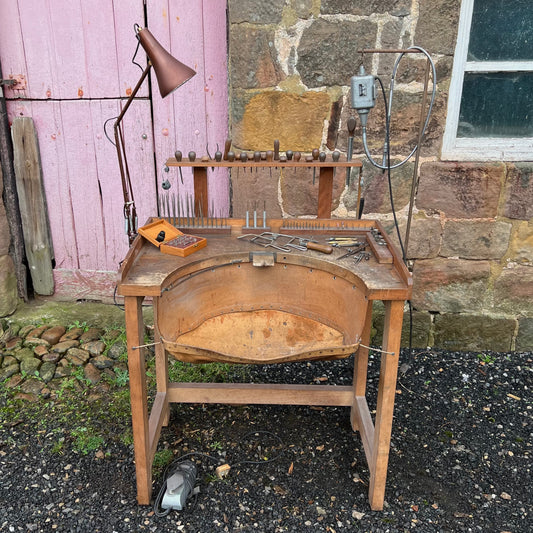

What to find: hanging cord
left=361, top=46, right=437, bottom=171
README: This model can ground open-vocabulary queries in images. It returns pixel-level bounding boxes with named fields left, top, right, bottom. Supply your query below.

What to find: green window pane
left=468, top=0, right=533, bottom=61
left=458, top=72, right=533, bottom=138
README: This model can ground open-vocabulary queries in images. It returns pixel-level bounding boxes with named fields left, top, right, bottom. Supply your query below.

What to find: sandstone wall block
left=234, top=90, right=330, bottom=150
left=230, top=26, right=284, bottom=89
left=321, top=0, right=410, bottom=16
left=417, top=162, right=503, bottom=218
left=415, top=0, right=461, bottom=55
left=372, top=307, right=431, bottom=348
left=507, top=222, right=533, bottom=264
left=516, top=318, right=533, bottom=351
left=231, top=167, right=282, bottom=219
left=441, top=220, right=512, bottom=260
left=228, top=0, right=285, bottom=24
left=298, top=19, right=377, bottom=87
left=503, top=163, right=533, bottom=220
left=360, top=160, right=414, bottom=214
left=494, top=265, right=533, bottom=315
left=281, top=165, right=344, bottom=216
left=412, top=258, right=491, bottom=313
left=433, top=314, right=515, bottom=352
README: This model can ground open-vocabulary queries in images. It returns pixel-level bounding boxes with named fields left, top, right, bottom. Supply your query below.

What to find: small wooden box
left=138, top=219, right=206, bottom=257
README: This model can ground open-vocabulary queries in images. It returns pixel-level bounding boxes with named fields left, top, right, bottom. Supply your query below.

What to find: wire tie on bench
left=132, top=341, right=161, bottom=350
left=359, top=343, right=395, bottom=356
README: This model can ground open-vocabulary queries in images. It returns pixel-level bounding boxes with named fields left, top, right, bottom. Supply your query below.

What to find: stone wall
left=228, top=0, right=533, bottom=351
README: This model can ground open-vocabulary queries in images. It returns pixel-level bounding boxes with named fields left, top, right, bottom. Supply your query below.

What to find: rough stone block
left=233, top=90, right=331, bottom=151
left=358, top=160, right=414, bottom=214
left=321, top=0, right=410, bottom=16
left=230, top=26, right=284, bottom=89
left=20, top=357, right=41, bottom=375
left=372, top=304, right=431, bottom=348
left=281, top=165, right=345, bottom=216
left=412, top=258, right=491, bottom=313
left=84, top=340, right=106, bottom=356
left=516, top=318, right=533, bottom=351
left=232, top=167, right=282, bottom=219
left=379, top=215, right=442, bottom=260
left=433, top=314, right=515, bottom=352
left=441, top=220, right=512, bottom=260
left=494, top=265, right=533, bottom=315
left=41, top=325, right=66, bottom=345
left=298, top=19, right=377, bottom=87
left=417, top=162, right=503, bottom=218
left=507, top=222, right=533, bottom=264
left=415, top=0, right=461, bottom=55
left=503, top=163, right=533, bottom=220
left=0, top=255, right=18, bottom=317
left=228, top=0, right=285, bottom=24
left=39, top=362, right=56, bottom=383
left=79, top=327, right=104, bottom=343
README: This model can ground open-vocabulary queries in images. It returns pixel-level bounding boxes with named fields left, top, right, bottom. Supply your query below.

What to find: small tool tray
left=138, top=219, right=206, bottom=257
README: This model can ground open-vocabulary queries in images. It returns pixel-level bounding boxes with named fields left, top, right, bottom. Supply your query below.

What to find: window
left=442, top=0, right=533, bottom=161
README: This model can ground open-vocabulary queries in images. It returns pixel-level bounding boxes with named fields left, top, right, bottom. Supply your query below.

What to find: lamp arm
left=114, top=64, right=151, bottom=244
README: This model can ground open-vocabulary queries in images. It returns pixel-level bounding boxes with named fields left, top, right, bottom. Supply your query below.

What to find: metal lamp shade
left=137, top=27, right=196, bottom=98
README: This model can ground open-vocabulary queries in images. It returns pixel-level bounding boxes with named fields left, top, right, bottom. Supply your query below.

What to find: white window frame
left=441, top=0, right=533, bottom=161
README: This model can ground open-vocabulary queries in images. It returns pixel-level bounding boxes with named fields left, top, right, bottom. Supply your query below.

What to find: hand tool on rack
left=346, top=116, right=356, bottom=186
left=175, top=150, right=184, bottom=184
left=215, top=145, right=222, bottom=162
left=286, top=150, right=293, bottom=161
left=332, top=150, right=340, bottom=177
left=312, top=148, right=319, bottom=184
left=274, top=139, right=280, bottom=161
left=238, top=232, right=333, bottom=254
left=223, top=139, right=232, bottom=160
left=188, top=151, right=196, bottom=162
left=266, top=150, right=273, bottom=177
left=294, top=151, right=301, bottom=162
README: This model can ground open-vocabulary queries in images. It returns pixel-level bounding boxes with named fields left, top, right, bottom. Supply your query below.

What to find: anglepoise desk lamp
left=114, top=24, right=196, bottom=244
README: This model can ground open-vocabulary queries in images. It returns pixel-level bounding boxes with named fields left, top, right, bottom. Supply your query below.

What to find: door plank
left=12, top=117, right=55, bottom=295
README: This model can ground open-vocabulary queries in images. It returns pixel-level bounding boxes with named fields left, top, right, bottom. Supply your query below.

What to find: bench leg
left=368, top=300, right=403, bottom=511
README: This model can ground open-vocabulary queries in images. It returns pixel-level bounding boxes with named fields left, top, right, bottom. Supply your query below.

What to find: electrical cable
left=360, top=46, right=436, bottom=171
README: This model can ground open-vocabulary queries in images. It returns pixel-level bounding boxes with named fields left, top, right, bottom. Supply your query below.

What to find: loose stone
left=27, top=325, right=49, bottom=339
left=84, top=340, right=106, bottom=356
left=20, top=377, right=45, bottom=395
left=18, top=324, right=37, bottom=338
left=42, top=352, right=62, bottom=364
left=5, top=336, right=23, bottom=350
left=66, top=348, right=90, bottom=366
left=20, top=357, right=42, bottom=375
left=52, top=340, right=80, bottom=354
left=84, top=363, right=102, bottom=384
left=41, top=325, right=67, bottom=345
left=0, top=364, right=21, bottom=381
left=2, top=355, right=17, bottom=367
left=33, top=345, right=49, bottom=358
left=108, top=343, right=126, bottom=360
left=79, top=328, right=104, bottom=343
left=24, top=338, right=51, bottom=349
left=14, top=348, right=35, bottom=361
left=91, top=355, right=114, bottom=370
left=39, top=362, right=57, bottom=383
left=59, top=327, right=84, bottom=341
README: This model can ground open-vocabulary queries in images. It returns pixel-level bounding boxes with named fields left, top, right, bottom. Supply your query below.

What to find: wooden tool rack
left=117, top=158, right=412, bottom=511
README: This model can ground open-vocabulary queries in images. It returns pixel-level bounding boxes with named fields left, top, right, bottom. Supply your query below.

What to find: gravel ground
left=1, top=348, right=531, bottom=532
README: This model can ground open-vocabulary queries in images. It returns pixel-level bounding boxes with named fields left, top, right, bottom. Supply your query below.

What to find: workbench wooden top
left=117, top=218, right=411, bottom=300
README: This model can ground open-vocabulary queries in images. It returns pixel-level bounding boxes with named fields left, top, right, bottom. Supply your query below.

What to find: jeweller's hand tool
left=175, top=150, right=184, bottom=184
left=336, top=243, right=366, bottom=260
left=223, top=139, right=232, bottom=160
left=274, top=139, right=280, bottom=161
left=346, top=116, right=356, bottom=185
left=286, top=150, right=293, bottom=161
left=312, top=148, right=319, bottom=184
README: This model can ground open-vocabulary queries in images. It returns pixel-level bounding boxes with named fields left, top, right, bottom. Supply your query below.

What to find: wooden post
left=0, top=59, right=28, bottom=301
left=12, top=117, right=54, bottom=295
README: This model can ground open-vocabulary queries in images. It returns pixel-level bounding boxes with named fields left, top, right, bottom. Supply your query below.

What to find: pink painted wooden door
left=0, top=1, right=228, bottom=301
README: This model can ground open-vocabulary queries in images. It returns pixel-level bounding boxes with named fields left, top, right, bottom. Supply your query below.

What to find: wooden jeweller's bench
left=117, top=158, right=412, bottom=511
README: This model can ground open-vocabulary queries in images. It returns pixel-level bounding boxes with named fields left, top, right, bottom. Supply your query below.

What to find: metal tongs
left=238, top=232, right=333, bottom=254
